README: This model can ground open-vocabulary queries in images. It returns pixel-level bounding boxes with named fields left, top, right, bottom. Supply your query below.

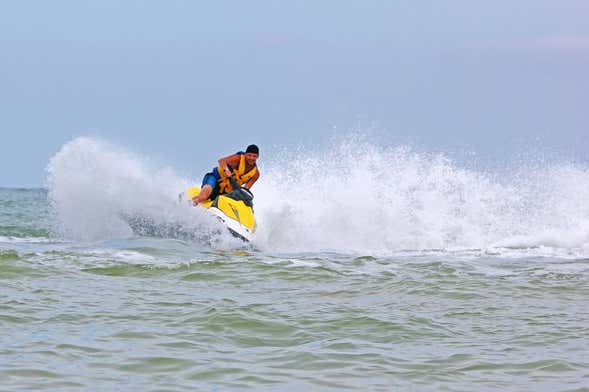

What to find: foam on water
left=0, top=236, right=65, bottom=244
left=46, top=137, right=589, bottom=256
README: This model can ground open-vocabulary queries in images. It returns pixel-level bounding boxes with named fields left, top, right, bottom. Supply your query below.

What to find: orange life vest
left=217, top=153, right=257, bottom=194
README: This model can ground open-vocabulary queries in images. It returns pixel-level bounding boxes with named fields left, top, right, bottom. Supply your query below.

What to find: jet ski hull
left=184, top=185, right=256, bottom=242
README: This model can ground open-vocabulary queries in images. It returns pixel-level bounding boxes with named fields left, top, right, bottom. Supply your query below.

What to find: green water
left=1, top=189, right=588, bottom=391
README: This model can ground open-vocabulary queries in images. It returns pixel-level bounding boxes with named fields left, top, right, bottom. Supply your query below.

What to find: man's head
left=245, top=144, right=259, bottom=165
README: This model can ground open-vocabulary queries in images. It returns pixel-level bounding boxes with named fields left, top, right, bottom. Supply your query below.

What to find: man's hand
left=224, top=167, right=232, bottom=177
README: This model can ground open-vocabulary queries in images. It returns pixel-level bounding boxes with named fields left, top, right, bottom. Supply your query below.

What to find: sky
left=1, top=1, right=588, bottom=187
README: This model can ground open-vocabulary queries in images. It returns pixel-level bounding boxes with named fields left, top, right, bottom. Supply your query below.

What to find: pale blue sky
left=1, top=1, right=588, bottom=186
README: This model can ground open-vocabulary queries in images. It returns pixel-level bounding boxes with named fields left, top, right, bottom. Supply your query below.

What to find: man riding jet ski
left=185, top=145, right=260, bottom=241
left=192, top=144, right=260, bottom=205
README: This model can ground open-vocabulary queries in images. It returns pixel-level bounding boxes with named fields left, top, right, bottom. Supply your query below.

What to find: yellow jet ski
left=182, top=177, right=256, bottom=242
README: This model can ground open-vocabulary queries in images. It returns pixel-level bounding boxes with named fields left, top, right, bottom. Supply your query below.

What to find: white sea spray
left=46, top=137, right=221, bottom=241
left=45, top=136, right=589, bottom=256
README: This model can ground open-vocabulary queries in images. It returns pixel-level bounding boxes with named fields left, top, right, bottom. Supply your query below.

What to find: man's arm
left=218, top=154, right=241, bottom=177
left=244, top=171, right=259, bottom=189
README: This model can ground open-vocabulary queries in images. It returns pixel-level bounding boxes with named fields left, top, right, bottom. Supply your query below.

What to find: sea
left=1, top=137, right=588, bottom=391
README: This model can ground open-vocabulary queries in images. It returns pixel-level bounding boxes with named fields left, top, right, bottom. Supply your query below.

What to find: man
left=192, top=144, right=260, bottom=205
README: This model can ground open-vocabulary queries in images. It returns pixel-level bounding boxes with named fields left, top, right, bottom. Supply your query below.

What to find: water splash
left=46, top=137, right=223, bottom=243
left=46, top=136, right=589, bottom=255
left=253, top=137, right=589, bottom=254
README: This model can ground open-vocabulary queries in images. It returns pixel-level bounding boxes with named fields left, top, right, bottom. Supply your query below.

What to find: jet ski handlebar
left=228, top=176, right=240, bottom=189
left=227, top=176, right=254, bottom=205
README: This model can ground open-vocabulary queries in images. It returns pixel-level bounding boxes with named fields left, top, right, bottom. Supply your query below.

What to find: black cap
left=245, top=144, right=259, bottom=155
